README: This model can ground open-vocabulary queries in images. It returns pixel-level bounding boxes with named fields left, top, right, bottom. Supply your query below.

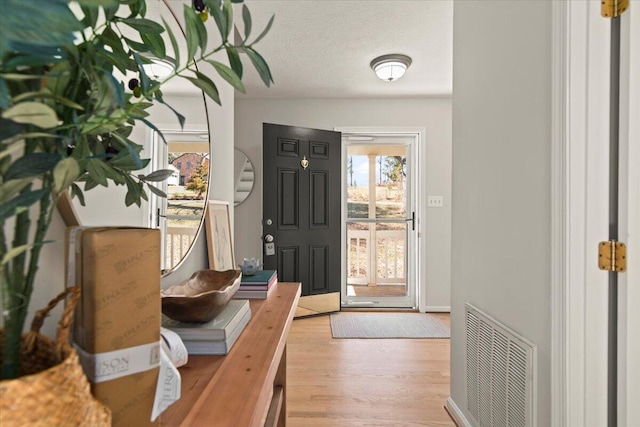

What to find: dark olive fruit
left=128, top=78, right=139, bottom=90
left=66, top=144, right=75, bottom=156
left=105, top=145, right=119, bottom=156
left=200, top=11, right=208, bottom=22
left=193, top=0, right=205, bottom=12
left=133, top=86, right=142, bottom=98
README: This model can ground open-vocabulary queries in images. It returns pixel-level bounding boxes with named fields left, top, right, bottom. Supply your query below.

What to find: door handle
left=264, top=234, right=274, bottom=243
left=404, top=212, right=416, bottom=231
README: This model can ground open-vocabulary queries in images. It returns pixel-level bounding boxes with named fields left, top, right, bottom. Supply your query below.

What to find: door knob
left=264, top=234, right=274, bottom=243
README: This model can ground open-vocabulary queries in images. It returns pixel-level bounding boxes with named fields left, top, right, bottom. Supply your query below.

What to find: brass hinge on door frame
left=598, top=240, right=627, bottom=272
left=602, top=0, right=629, bottom=18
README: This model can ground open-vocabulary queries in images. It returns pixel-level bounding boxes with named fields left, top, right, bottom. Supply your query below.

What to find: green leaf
left=1, top=132, right=59, bottom=148
left=252, top=14, right=274, bottom=45
left=162, top=17, right=180, bottom=70
left=142, top=169, right=175, bottom=182
left=188, top=4, right=208, bottom=53
left=133, top=53, right=151, bottom=93
left=183, top=5, right=201, bottom=61
left=12, top=91, right=84, bottom=110
left=83, top=176, right=99, bottom=192
left=100, top=27, right=128, bottom=56
left=124, top=176, right=143, bottom=207
left=141, top=32, right=166, bottom=60
left=96, top=49, right=128, bottom=75
left=1, top=102, right=58, bottom=128
left=80, top=5, right=99, bottom=28
left=147, top=184, right=167, bottom=198
left=226, top=47, right=243, bottom=79
left=1, top=244, right=37, bottom=266
left=70, top=182, right=86, bottom=206
left=242, top=4, right=252, bottom=41
left=108, top=156, right=150, bottom=171
left=76, top=0, right=119, bottom=6
left=0, top=188, right=46, bottom=221
left=5, top=153, right=61, bottom=180
left=124, top=37, right=150, bottom=53
left=53, top=157, right=81, bottom=192
left=0, top=0, right=83, bottom=59
left=0, top=178, right=31, bottom=204
left=0, top=73, right=46, bottom=81
left=0, top=76, right=9, bottom=108
left=223, top=0, right=233, bottom=39
left=185, top=73, right=221, bottom=105
left=242, top=48, right=273, bottom=87
left=0, top=118, right=23, bottom=142
left=120, top=18, right=165, bottom=34
left=45, top=61, right=72, bottom=97
left=104, top=72, right=126, bottom=108
left=206, top=60, right=245, bottom=93
left=206, top=0, right=227, bottom=42
left=85, top=159, right=109, bottom=187
left=103, top=2, right=120, bottom=21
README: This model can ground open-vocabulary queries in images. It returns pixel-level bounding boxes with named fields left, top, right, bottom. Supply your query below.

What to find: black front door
left=263, top=123, right=341, bottom=316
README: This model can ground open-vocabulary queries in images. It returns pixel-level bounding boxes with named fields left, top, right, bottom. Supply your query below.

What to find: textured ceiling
left=236, top=0, right=453, bottom=99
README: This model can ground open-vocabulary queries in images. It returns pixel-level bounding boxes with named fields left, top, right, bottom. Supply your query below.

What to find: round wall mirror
left=234, top=149, right=254, bottom=206
left=58, top=1, right=210, bottom=276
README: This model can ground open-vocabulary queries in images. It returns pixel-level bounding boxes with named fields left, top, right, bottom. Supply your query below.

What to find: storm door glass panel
left=345, top=143, right=412, bottom=305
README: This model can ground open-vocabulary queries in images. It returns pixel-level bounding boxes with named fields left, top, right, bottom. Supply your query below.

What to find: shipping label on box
left=68, top=227, right=162, bottom=427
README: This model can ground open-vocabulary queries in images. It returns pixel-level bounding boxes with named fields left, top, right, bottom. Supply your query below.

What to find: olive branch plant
left=0, top=0, right=274, bottom=379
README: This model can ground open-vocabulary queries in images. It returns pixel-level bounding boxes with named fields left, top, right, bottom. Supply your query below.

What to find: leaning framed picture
left=205, top=200, right=235, bottom=270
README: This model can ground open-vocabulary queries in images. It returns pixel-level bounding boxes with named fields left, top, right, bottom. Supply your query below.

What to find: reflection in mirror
left=67, top=0, right=210, bottom=276
left=234, top=149, right=255, bottom=206
left=151, top=131, right=209, bottom=271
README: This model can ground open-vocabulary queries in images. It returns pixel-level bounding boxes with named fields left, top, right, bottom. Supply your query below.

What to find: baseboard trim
left=424, top=306, right=451, bottom=312
left=445, top=397, right=474, bottom=427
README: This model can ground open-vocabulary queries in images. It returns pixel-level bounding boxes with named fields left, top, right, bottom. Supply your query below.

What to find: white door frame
left=617, top=2, right=639, bottom=424
left=335, top=126, right=424, bottom=310
left=552, top=1, right=638, bottom=426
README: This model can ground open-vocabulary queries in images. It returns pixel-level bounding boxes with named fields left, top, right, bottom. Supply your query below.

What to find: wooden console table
left=161, top=282, right=301, bottom=427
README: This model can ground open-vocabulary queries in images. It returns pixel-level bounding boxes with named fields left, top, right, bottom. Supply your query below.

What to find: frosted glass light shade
left=370, top=54, right=412, bottom=82
left=142, top=58, right=174, bottom=79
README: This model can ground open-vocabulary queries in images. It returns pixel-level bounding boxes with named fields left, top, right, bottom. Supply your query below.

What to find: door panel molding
left=277, top=138, right=300, bottom=157
left=278, top=168, right=299, bottom=229
left=310, top=171, right=329, bottom=228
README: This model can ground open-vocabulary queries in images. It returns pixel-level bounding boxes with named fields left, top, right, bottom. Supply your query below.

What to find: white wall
left=234, top=97, right=452, bottom=310
left=450, top=1, right=551, bottom=425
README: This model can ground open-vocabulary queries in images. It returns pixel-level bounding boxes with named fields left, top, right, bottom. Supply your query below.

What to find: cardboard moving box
left=68, top=227, right=161, bottom=427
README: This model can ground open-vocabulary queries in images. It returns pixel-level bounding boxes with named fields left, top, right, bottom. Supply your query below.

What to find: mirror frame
left=234, top=148, right=255, bottom=206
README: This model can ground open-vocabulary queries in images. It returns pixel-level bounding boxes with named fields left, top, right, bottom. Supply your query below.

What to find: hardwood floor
left=286, top=313, right=454, bottom=427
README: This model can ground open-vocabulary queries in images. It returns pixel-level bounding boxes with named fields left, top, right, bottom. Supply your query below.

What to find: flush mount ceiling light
left=142, top=57, right=175, bottom=80
left=370, top=54, right=412, bottom=82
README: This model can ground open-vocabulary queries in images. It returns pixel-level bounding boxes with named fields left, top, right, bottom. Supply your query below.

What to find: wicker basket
left=0, top=287, right=111, bottom=426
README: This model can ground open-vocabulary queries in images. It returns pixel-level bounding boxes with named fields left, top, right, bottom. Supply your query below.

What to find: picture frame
left=205, top=200, right=235, bottom=270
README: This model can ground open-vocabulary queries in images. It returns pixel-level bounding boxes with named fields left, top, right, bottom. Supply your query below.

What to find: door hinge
left=602, top=0, right=629, bottom=18
left=598, top=240, right=627, bottom=272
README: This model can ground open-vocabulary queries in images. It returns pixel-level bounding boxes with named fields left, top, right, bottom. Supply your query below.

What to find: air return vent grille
left=465, top=303, right=535, bottom=427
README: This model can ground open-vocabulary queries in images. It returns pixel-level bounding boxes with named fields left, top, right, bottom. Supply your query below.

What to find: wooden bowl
left=161, top=269, right=241, bottom=323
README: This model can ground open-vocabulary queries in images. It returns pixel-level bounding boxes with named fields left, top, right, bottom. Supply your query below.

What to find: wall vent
left=465, top=303, right=536, bottom=427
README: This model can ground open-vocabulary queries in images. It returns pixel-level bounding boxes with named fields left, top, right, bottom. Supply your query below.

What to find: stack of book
left=235, top=270, right=277, bottom=299
left=161, top=299, right=251, bottom=355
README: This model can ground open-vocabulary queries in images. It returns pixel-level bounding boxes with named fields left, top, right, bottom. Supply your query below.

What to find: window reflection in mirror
left=150, top=130, right=209, bottom=272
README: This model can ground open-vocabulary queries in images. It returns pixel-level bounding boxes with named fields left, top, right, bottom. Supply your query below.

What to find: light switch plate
left=427, top=196, right=444, bottom=208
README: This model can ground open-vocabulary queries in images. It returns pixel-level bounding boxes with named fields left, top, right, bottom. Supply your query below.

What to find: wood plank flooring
left=286, top=313, right=454, bottom=427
